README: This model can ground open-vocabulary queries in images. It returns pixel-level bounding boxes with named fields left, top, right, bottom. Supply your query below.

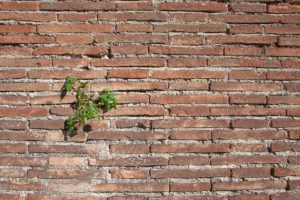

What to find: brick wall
left=0, top=0, right=299, bottom=199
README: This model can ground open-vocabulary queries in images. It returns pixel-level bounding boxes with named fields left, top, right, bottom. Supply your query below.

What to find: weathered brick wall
left=0, top=0, right=299, bottom=199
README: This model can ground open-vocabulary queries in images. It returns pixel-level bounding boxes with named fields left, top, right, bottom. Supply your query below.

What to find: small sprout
left=63, top=76, right=117, bottom=135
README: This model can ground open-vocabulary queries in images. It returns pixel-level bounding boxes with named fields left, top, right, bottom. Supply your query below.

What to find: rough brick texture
left=0, top=0, right=299, bottom=199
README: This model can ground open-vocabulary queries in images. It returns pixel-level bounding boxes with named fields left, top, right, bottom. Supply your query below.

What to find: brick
left=58, top=13, right=97, bottom=21
left=225, top=47, right=262, bottom=56
left=0, top=168, right=27, bottom=178
left=289, top=156, right=300, bottom=164
left=206, top=36, right=277, bottom=44
left=169, top=156, right=210, bottom=165
left=230, top=25, right=263, bottom=34
left=265, top=26, right=300, bottom=34
left=0, top=58, right=51, bottom=67
left=266, top=47, right=300, bottom=57
left=89, top=157, right=168, bottom=167
left=38, top=24, right=113, bottom=33
left=168, top=58, right=207, bottom=67
left=171, top=13, right=207, bottom=22
left=229, top=195, right=269, bottom=200
left=0, top=144, right=27, bottom=153
left=47, top=182, right=89, bottom=193
left=49, top=157, right=88, bottom=166
left=111, top=45, right=148, bottom=55
left=151, top=69, right=226, bottom=79
left=267, top=71, right=300, bottom=80
left=91, top=182, right=169, bottom=192
left=230, top=95, right=266, bottom=104
left=273, top=168, right=300, bottom=177
left=232, top=119, right=269, bottom=128
left=169, top=81, right=209, bottom=91
left=0, top=156, right=47, bottom=166
left=0, top=131, right=45, bottom=141
left=30, top=120, right=64, bottom=130
left=91, top=82, right=167, bottom=91
left=117, top=24, right=152, bottom=32
left=1, top=2, right=38, bottom=11
left=232, top=168, right=271, bottom=178
left=0, top=181, right=44, bottom=191
left=117, top=94, right=149, bottom=104
left=110, top=144, right=150, bottom=154
left=33, top=46, right=107, bottom=55
left=289, top=180, right=300, bottom=189
left=279, top=37, right=300, bottom=46
left=29, top=69, right=106, bottom=79
left=151, top=169, right=230, bottom=178
left=56, top=35, right=94, bottom=44
left=208, top=58, right=280, bottom=67
left=158, top=2, right=228, bottom=12
left=170, top=183, right=211, bottom=192
left=98, top=12, right=167, bottom=22
left=231, top=3, right=266, bottom=12
left=268, top=5, right=300, bottom=13
left=31, top=95, right=75, bottom=105
left=116, top=2, right=152, bottom=11
left=150, top=94, right=228, bottom=104
left=170, top=106, right=209, bottom=116
left=287, top=108, right=300, bottom=116
left=289, top=130, right=300, bottom=139
left=0, top=194, right=23, bottom=200
left=170, top=130, right=211, bottom=140
left=53, top=58, right=89, bottom=68
left=229, top=70, right=266, bottom=80
left=149, top=196, right=226, bottom=200
left=286, top=83, right=300, bottom=92
left=40, top=2, right=114, bottom=11
left=0, top=12, right=56, bottom=22
left=272, top=119, right=300, bottom=128
left=213, top=180, right=286, bottom=191
left=0, top=25, right=35, bottom=33
left=0, top=69, right=26, bottom=79
left=272, top=193, right=300, bottom=200
left=281, top=16, right=300, bottom=23
left=0, top=107, right=48, bottom=117
left=110, top=169, right=149, bottom=179
left=0, top=46, right=32, bottom=55
left=95, top=34, right=168, bottom=44
left=210, top=107, right=285, bottom=116
left=211, top=155, right=287, bottom=165
left=150, top=46, right=224, bottom=55
left=151, top=144, right=230, bottom=153
left=170, top=35, right=205, bottom=45
left=211, top=82, right=283, bottom=92
left=0, top=36, right=54, bottom=44
left=152, top=119, right=229, bottom=128
left=109, top=69, right=149, bottom=79
left=212, top=130, right=287, bottom=140
left=115, top=119, right=150, bottom=129
left=0, top=120, right=27, bottom=130
left=105, top=106, right=168, bottom=116
left=27, top=194, right=104, bottom=200
left=210, top=14, right=279, bottom=23
left=29, top=144, right=100, bottom=154
left=154, top=24, right=226, bottom=33
left=28, top=169, right=106, bottom=179
left=92, top=58, right=165, bottom=67
left=271, top=142, right=300, bottom=152
left=233, top=143, right=268, bottom=153
left=88, top=131, right=168, bottom=141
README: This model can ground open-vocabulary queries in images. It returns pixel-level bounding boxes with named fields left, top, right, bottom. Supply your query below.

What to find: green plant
left=63, top=76, right=117, bottom=135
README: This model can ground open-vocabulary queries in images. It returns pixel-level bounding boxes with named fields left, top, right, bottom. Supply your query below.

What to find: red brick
left=232, top=119, right=269, bottom=128
left=56, top=35, right=94, bottom=44
left=231, top=143, right=267, bottom=152
left=0, top=69, right=26, bottom=79
left=31, top=95, right=75, bottom=105
left=268, top=5, right=300, bottom=13
left=0, top=58, right=51, bottom=67
left=110, top=169, right=149, bottom=179
left=154, top=24, right=226, bottom=33
left=271, top=142, right=300, bottom=152
left=33, top=46, right=107, bottom=55
left=168, top=58, right=207, bottom=67
left=40, top=1, right=114, bottom=11
left=111, top=45, right=148, bottom=55
left=27, top=194, right=104, bottom=200
left=273, top=168, right=300, bottom=177
left=109, top=69, right=148, bottom=79
left=266, top=47, right=300, bottom=57
left=210, top=14, right=279, bottom=23
left=265, top=26, right=300, bottom=34
left=89, top=157, right=168, bottom=167
left=152, top=119, right=229, bottom=128
left=29, top=69, right=106, bottom=79
left=158, top=2, right=228, bottom=12
left=208, top=58, right=280, bottom=67
left=150, top=94, right=228, bottom=104
left=267, top=71, right=300, bottom=80
left=229, top=195, right=269, bottom=200
left=0, top=144, right=27, bottom=153
left=115, top=119, right=150, bottom=129
left=91, top=82, right=167, bottom=91
left=151, top=69, right=226, bottom=79
left=116, top=2, right=152, bottom=11
left=171, top=13, right=207, bottom=22
left=0, top=131, right=44, bottom=141
left=289, top=180, right=300, bottom=189
left=230, top=95, right=266, bottom=104
left=105, top=106, right=168, bottom=116
left=117, top=94, right=149, bottom=104
left=229, top=70, right=266, bottom=80
left=30, top=120, right=64, bottom=130
left=0, top=12, right=56, bottom=21
left=0, top=156, right=46, bottom=166
left=0, top=120, right=27, bottom=130
left=272, top=119, right=300, bottom=128
left=169, top=81, right=209, bottom=91
left=279, top=37, right=300, bottom=46
left=53, top=58, right=89, bottom=68
left=211, top=82, right=283, bottom=92
left=88, top=131, right=168, bottom=141
left=49, top=157, right=88, bottom=166
left=95, top=34, right=168, bottom=44
left=0, top=36, right=54, bottom=44
left=38, top=24, right=113, bottom=33
left=212, top=155, right=287, bottom=165
left=213, top=180, right=286, bottom=191
left=0, top=25, right=35, bottom=33
left=47, top=182, right=89, bottom=193
left=170, top=183, right=211, bottom=192
left=281, top=16, right=300, bottom=23
left=110, top=144, right=150, bottom=154
left=286, top=83, right=300, bottom=92
left=151, top=169, right=230, bottom=178
left=91, top=182, right=169, bottom=192
left=212, top=130, right=287, bottom=140
left=92, top=58, right=165, bottom=67
left=170, top=35, right=205, bottom=45
left=29, top=144, right=100, bottom=154
left=117, top=24, right=153, bottom=32
left=225, top=47, right=262, bottom=56
left=169, top=156, right=210, bottom=165
left=170, top=130, right=211, bottom=140
left=1, top=2, right=38, bottom=11
left=210, top=107, right=285, bottom=116
left=0, top=194, right=23, bottom=200
left=28, top=169, right=105, bottom=179
left=232, top=168, right=271, bottom=178
left=98, top=12, right=167, bottom=22
left=0, top=107, right=48, bottom=117
left=206, top=36, right=277, bottom=44
left=289, top=130, right=300, bottom=139
left=0, top=168, right=27, bottom=178
left=151, top=144, right=230, bottom=153
left=272, top=193, right=300, bottom=200
left=230, top=25, right=263, bottom=34
left=170, top=106, right=209, bottom=116
left=0, top=181, right=44, bottom=191
left=150, top=46, right=224, bottom=55
left=231, top=3, right=266, bottom=12
left=58, top=13, right=97, bottom=21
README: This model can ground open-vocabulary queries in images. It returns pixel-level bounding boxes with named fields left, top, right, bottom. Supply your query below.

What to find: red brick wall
left=0, top=0, right=299, bottom=199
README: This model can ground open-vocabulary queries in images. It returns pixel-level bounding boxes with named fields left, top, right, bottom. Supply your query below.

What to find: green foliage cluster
left=63, top=76, right=117, bottom=135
